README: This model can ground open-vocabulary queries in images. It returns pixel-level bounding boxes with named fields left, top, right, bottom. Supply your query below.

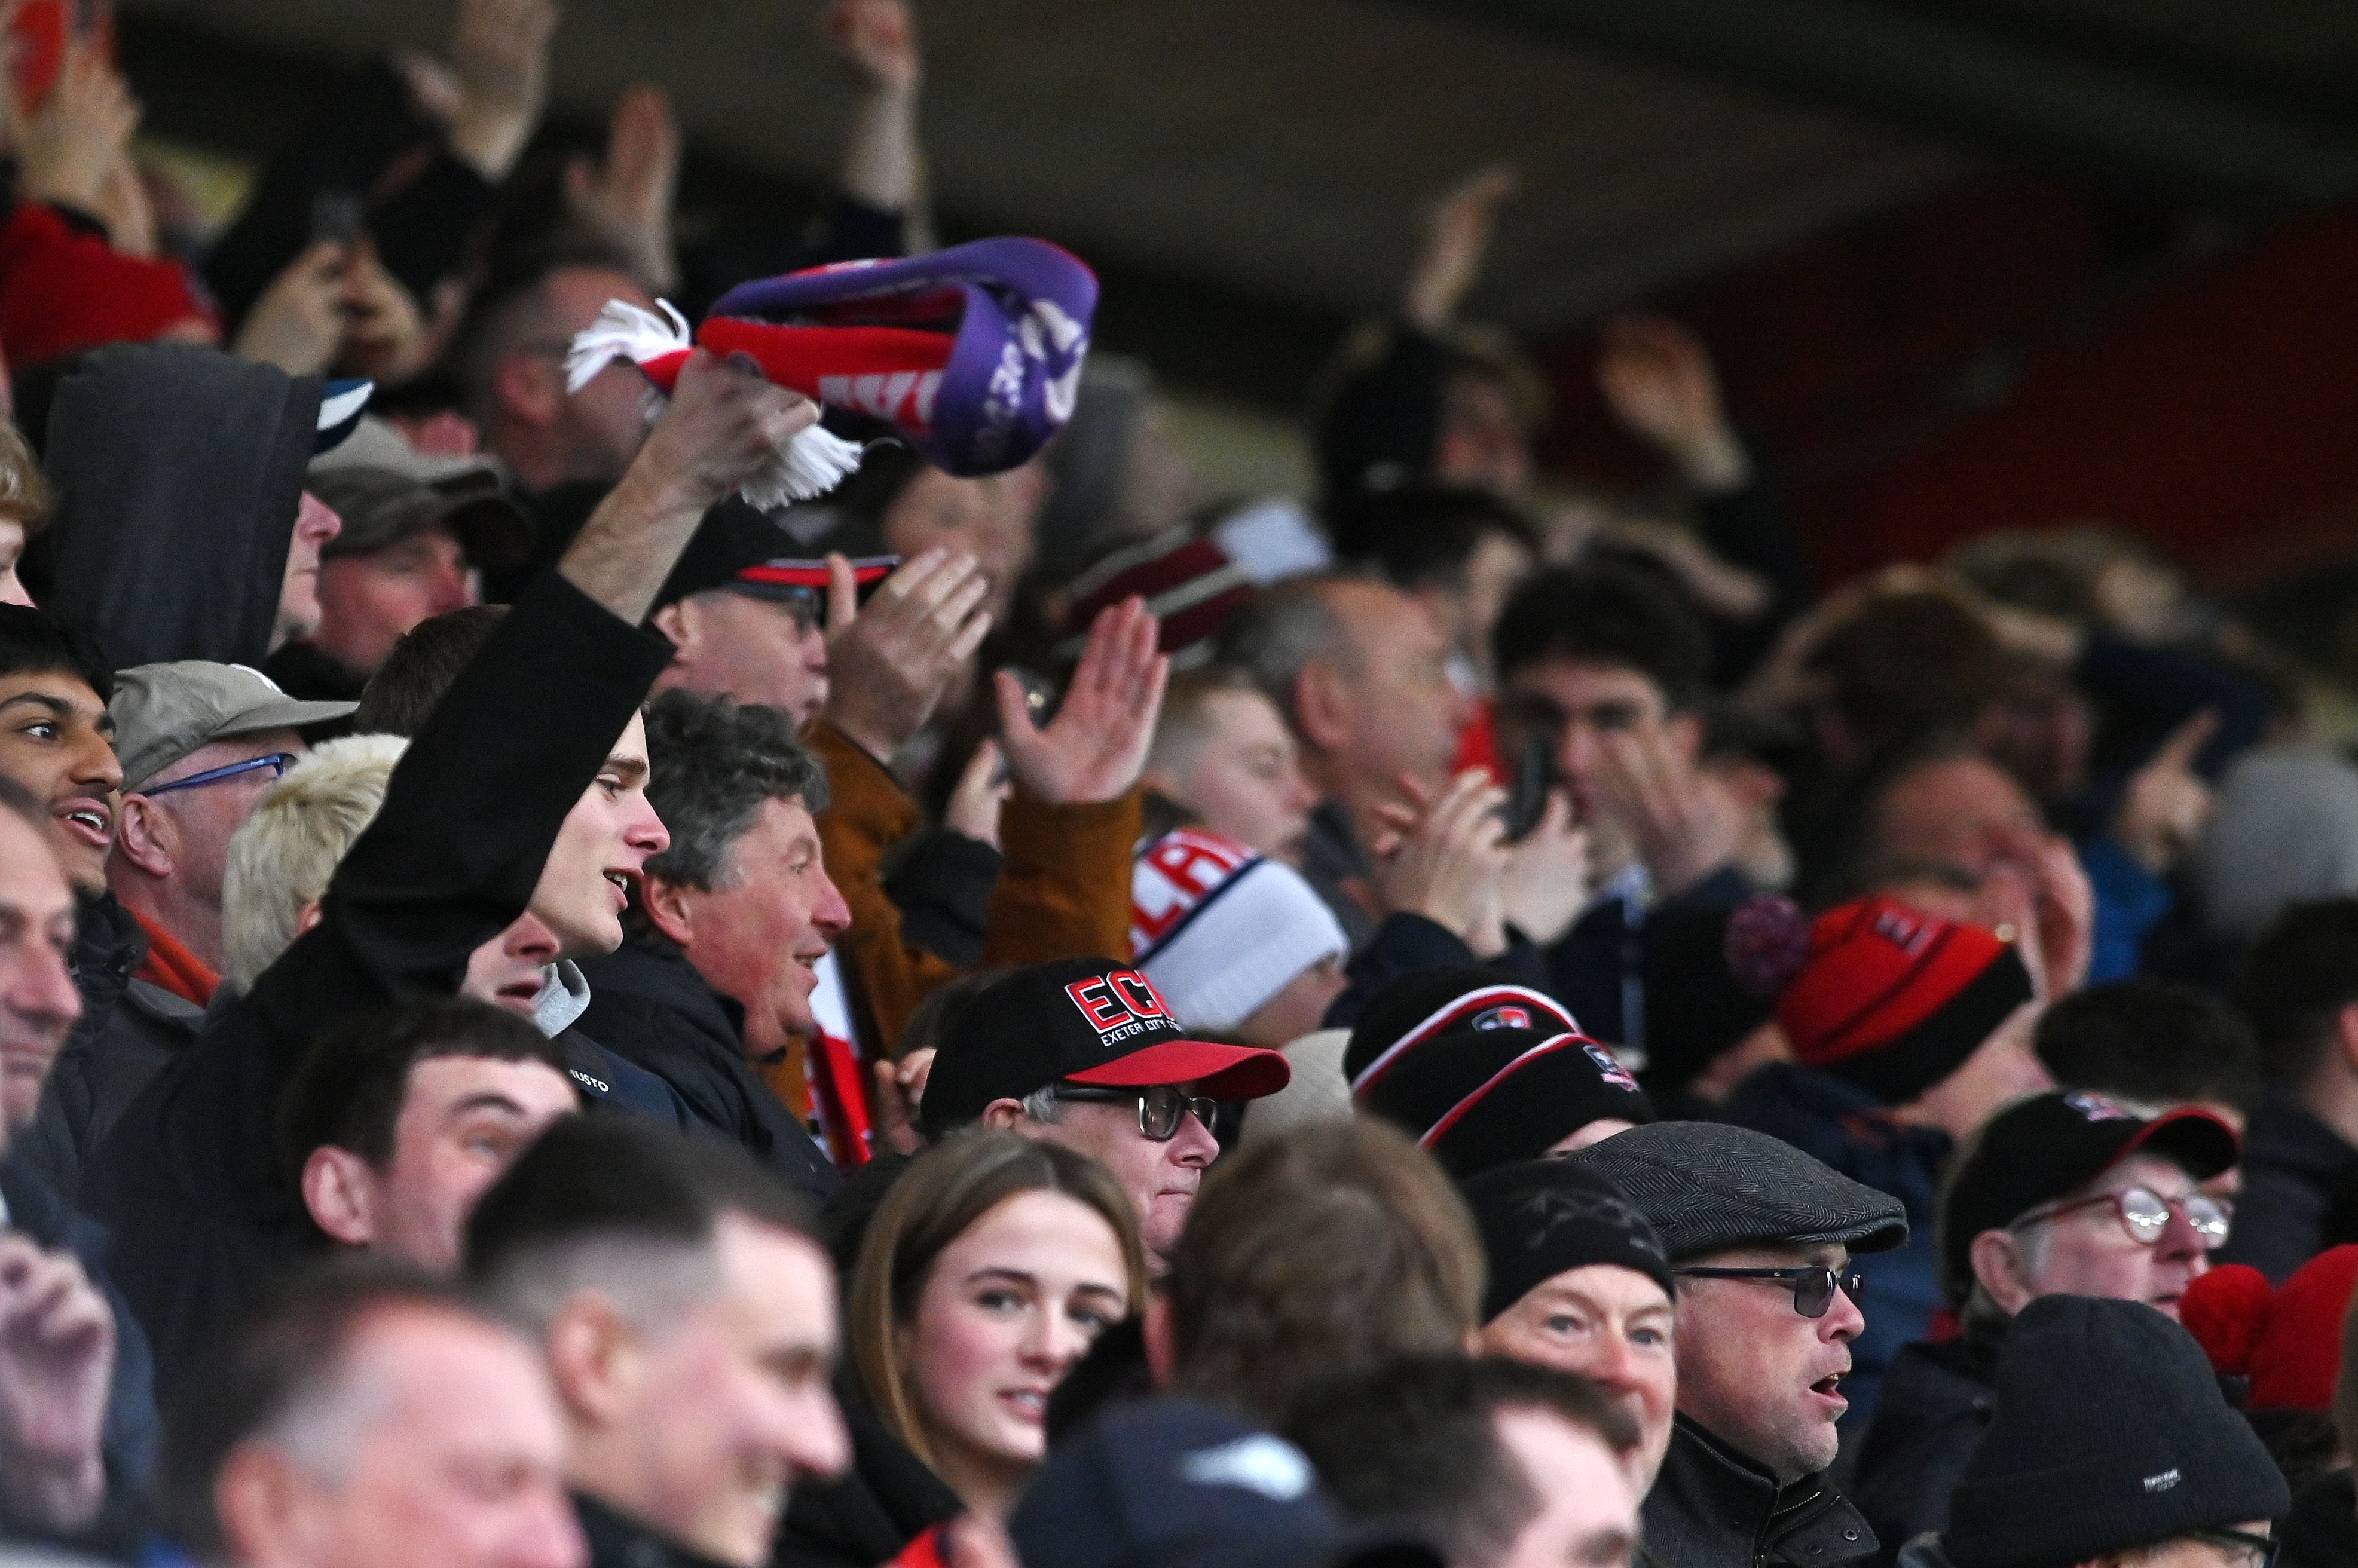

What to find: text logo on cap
left=1472, top=1004, right=1532, bottom=1030
left=1582, top=1040, right=1641, bottom=1092
left=1871, top=905, right=1936, bottom=954
left=1180, top=1435, right=1313, bottom=1500
left=2065, top=1090, right=2134, bottom=1123
left=1065, top=969, right=1173, bottom=1048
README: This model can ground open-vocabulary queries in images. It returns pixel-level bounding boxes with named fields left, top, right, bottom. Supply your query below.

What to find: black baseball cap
left=1938, top=1091, right=2240, bottom=1304
left=1008, top=1398, right=1442, bottom=1568
left=1344, top=967, right=1578, bottom=1097
left=1361, top=1026, right=1654, bottom=1180
left=919, top=958, right=1291, bottom=1138
left=649, top=497, right=897, bottom=615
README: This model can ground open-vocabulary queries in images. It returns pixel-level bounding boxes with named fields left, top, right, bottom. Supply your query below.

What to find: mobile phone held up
left=1501, top=731, right=1555, bottom=843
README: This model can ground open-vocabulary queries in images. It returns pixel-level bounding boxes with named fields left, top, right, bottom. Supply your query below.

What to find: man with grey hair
left=463, top=1117, right=848, bottom=1568
left=577, top=690, right=845, bottom=1193
left=1216, top=574, right=1472, bottom=948
left=1851, top=1092, right=2238, bottom=1558
left=1571, top=1122, right=1906, bottom=1568
left=154, top=1261, right=582, bottom=1568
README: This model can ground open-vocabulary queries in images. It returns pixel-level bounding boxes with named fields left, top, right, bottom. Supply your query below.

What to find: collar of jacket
left=71, top=890, right=143, bottom=996
left=1643, top=1415, right=1877, bottom=1568
left=2247, top=1088, right=2358, bottom=1177
left=592, top=935, right=748, bottom=1044
left=573, top=1490, right=737, bottom=1568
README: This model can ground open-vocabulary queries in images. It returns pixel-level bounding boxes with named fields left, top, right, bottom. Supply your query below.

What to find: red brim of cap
left=1066, top=1039, right=1292, bottom=1101
left=2108, top=1106, right=2241, bottom=1182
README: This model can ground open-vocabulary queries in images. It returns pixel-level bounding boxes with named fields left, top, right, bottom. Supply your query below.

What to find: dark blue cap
left=1008, top=1400, right=1443, bottom=1568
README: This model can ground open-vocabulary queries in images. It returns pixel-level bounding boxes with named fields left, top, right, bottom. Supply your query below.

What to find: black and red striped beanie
left=1775, top=896, right=2035, bottom=1106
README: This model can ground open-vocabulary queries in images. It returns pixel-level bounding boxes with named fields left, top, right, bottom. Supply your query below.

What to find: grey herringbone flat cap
left=1568, top=1122, right=1908, bottom=1261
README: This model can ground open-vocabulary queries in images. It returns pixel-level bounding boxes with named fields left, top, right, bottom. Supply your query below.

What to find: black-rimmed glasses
left=2194, top=1528, right=2278, bottom=1568
left=144, top=753, right=297, bottom=797
left=2011, top=1186, right=2232, bottom=1251
left=1052, top=1084, right=1216, bottom=1143
left=1672, top=1266, right=1864, bottom=1319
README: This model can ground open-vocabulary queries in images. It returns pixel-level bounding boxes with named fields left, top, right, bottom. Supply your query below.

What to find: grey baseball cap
left=111, top=662, right=356, bottom=793
left=1568, top=1120, right=1909, bottom=1261
left=308, top=466, right=531, bottom=577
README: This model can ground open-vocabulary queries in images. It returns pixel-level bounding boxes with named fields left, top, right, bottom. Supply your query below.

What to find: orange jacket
left=808, top=720, right=1141, bottom=1054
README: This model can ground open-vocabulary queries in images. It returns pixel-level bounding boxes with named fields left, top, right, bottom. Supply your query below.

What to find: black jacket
left=2284, top=1469, right=2358, bottom=1568
left=89, top=575, right=674, bottom=1398
left=2217, top=1091, right=2358, bottom=1284
left=22, top=973, right=204, bottom=1206
left=42, top=344, right=322, bottom=669
left=1849, top=1330, right=2001, bottom=1566
left=775, top=1374, right=962, bottom=1568
left=577, top=1490, right=736, bottom=1568
left=1643, top=1416, right=1878, bottom=1568
left=0, top=1157, right=157, bottom=1557
left=576, top=937, right=839, bottom=1199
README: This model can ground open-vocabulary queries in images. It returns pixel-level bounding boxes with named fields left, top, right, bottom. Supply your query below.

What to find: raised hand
left=231, top=241, right=350, bottom=375
left=1500, top=789, right=1591, bottom=946
left=944, top=738, right=1010, bottom=848
left=565, top=85, right=682, bottom=293
left=873, top=1046, right=935, bottom=1157
left=636, top=350, right=819, bottom=510
left=1597, top=314, right=1748, bottom=491
left=996, top=596, right=1168, bottom=806
left=1405, top=164, right=1518, bottom=332
left=1588, top=725, right=1739, bottom=897
left=1372, top=768, right=1510, bottom=957
left=824, top=549, right=993, bottom=763
left=337, top=240, right=432, bottom=383
left=823, top=0, right=922, bottom=100
left=445, top=0, right=560, bottom=179
left=13, top=41, right=138, bottom=215
left=2112, top=709, right=2217, bottom=875
left=0, top=1235, right=112, bottom=1535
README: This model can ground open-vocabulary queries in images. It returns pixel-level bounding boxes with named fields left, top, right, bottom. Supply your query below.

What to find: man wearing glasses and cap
left=1571, top=1120, right=1905, bottom=1568
left=1852, top=1091, right=2240, bottom=1559
left=22, top=660, right=354, bottom=1195
left=919, top=957, right=1291, bottom=1273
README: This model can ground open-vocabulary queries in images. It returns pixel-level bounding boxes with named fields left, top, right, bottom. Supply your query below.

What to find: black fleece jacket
left=89, top=574, right=674, bottom=1398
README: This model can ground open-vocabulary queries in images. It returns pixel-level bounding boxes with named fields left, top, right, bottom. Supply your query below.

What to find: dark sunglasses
left=144, top=752, right=298, bottom=797
left=1052, top=1083, right=1217, bottom=1143
left=2012, top=1186, right=2232, bottom=1251
left=1672, top=1265, right=1864, bottom=1319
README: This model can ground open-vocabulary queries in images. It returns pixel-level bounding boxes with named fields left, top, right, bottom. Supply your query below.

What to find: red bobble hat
left=1775, top=896, right=2035, bottom=1106
left=2180, top=1245, right=2358, bottom=1411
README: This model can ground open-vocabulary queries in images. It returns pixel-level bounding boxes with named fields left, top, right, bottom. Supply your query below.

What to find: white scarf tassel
left=565, top=297, right=867, bottom=506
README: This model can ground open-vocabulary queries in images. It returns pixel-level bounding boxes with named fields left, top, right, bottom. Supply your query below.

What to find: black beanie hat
left=1343, top=968, right=1578, bottom=1097
left=1361, top=1025, right=1654, bottom=1180
left=1463, top=1160, right=1674, bottom=1322
left=1944, top=1296, right=2289, bottom=1568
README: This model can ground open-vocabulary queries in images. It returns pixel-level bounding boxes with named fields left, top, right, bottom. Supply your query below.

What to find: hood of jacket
left=44, top=342, right=323, bottom=667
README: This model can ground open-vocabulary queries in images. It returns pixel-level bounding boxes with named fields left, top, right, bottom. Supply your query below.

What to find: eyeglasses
left=2012, top=1186, right=2232, bottom=1251
left=2195, top=1528, right=2278, bottom=1568
left=143, top=753, right=297, bottom=797
left=1672, top=1266, right=1864, bottom=1319
left=1052, top=1084, right=1217, bottom=1142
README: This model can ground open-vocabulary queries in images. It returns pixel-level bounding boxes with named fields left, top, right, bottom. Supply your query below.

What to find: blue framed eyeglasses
left=144, top=753, right=298, bottom=797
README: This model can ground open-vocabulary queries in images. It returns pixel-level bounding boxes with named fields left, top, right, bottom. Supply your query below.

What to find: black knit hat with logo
left=1944, top=1295, right=2288, bottom=1568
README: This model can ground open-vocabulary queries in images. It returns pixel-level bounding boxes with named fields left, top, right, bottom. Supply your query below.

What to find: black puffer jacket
left=775, top=1373, right=962, bottom=1568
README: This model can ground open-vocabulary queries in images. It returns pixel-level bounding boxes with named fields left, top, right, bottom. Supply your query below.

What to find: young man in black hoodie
left=88, top=348, right=820, bottom=1399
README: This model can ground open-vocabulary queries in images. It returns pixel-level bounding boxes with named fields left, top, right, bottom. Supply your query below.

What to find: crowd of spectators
left=0, top=6, right=2353, bottom=1568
